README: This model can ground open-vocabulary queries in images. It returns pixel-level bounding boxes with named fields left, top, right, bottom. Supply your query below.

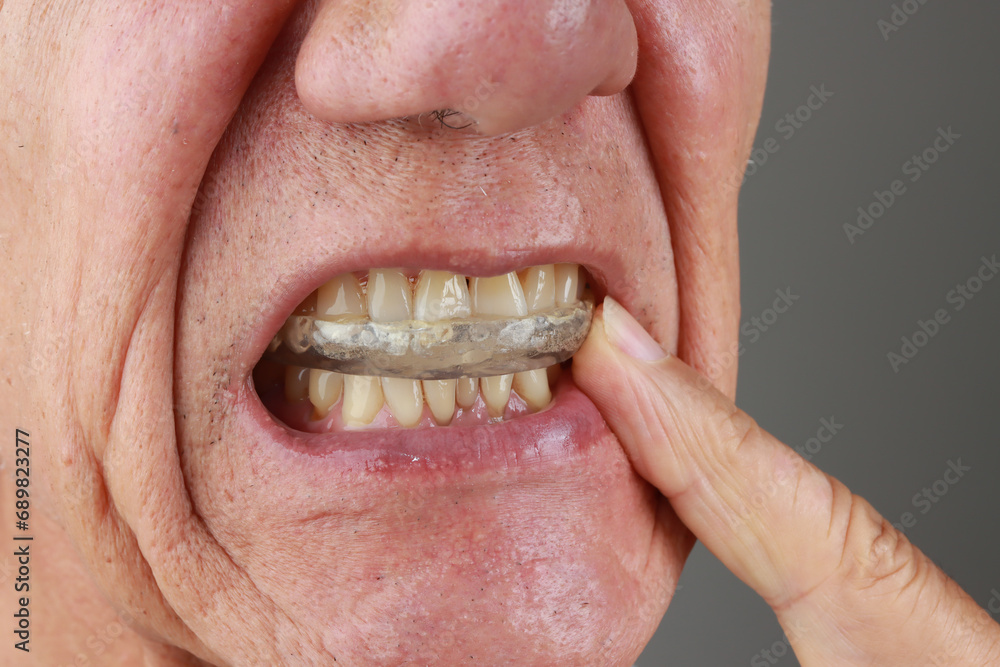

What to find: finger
left=574, top=298, right=1000, bottom=664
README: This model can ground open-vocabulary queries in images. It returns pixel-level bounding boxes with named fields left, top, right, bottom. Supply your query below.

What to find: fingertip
left=602, top=296, right=670, bottom=362
left=572, top=300, right=688, bottom=492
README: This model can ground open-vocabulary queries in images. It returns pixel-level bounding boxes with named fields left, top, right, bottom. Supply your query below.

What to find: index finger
left=573, top=298, right=1000, bottom=665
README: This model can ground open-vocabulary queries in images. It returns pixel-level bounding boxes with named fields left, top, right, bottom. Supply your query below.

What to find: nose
left=295, top=0, right=638, bottom=136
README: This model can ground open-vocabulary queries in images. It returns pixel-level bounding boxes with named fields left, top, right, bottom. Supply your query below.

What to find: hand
left=573, top=298, right=1000, bottom=665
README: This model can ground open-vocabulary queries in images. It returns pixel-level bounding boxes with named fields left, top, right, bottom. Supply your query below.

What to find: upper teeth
left=414, top=271, right=472, bottom=426
left=279, top=263, right=586, bottom=428
left=414, top=270, right=472, bottom=321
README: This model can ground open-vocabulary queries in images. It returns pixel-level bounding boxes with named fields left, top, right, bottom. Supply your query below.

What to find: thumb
left=573, top=297, right=1000, bottom=665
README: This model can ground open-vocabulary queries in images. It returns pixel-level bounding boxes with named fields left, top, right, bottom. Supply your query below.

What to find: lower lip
left=240, top=372, right=608, bottom=476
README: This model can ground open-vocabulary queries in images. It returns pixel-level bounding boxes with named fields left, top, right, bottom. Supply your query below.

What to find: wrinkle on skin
left=0, top=0, right=770, bottom=664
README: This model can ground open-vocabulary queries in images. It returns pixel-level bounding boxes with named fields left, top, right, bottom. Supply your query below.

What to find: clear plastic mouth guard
left=265, top=297, right=594, bottom=380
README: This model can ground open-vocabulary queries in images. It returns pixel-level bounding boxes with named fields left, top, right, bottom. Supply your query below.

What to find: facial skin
left=0, top=1, right=769, bottom=665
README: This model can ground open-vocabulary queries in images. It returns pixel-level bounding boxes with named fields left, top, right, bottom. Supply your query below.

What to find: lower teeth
left=279, top=364, right=560, bottom=429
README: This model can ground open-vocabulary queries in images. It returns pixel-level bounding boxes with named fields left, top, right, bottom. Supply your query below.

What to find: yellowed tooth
left=470, top=272, right=528, bottom=317
left=309, top=369, right=344, bottom=418
left=513, top=369, right=551, bottom=412
left=317, top=273, right=366, bottom=319
left=413, top=270, right=470, bottom=425
left=422, top=379, right=456, bottom=425
left=381, top=377, right=424, bottom=428
left=456, top=377, right=479, bottom=409
left=343, top=375, right=384, bottom=426
left=368, top=268, right=412, bottom=322
left=554, top=263, right=582, bottom=306
left=295, top=290, right=318, bottom=315
left=313, top=274, right=368, bottom=421
left=481, top=374, right=513, bottom=418
left=413, top=270, right=472, bottom=320
left=520, top=264, right=556, bottom=314
left=470, top=274, right=526, bottom=417
left=284, top=366, right=310, bottom=403
left=368, top=269, right=423, bottom=427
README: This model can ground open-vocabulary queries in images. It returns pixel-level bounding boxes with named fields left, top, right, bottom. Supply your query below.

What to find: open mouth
left=253, top=262, right=595, bottom=433
left=166, top=48, right=683, bottom=660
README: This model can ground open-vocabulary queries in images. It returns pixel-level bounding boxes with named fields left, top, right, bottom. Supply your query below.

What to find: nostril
left=424, top=109, right=477, bottom=132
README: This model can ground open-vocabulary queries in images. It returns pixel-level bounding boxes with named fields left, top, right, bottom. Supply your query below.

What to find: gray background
left=638, top=1, right=1000, bottom=665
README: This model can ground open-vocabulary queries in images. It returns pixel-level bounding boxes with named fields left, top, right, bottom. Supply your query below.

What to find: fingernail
left=602, top=297, right=667, bottom=362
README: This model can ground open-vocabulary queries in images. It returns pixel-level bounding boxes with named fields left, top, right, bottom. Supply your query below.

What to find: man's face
left=0, top=1, right=768, bottom=664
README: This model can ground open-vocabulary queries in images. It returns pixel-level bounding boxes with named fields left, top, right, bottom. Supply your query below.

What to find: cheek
left=573, top=96, right=680, bottom=348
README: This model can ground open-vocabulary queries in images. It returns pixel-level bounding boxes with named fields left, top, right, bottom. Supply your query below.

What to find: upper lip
left=193, top=104, right=677, bottom=393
